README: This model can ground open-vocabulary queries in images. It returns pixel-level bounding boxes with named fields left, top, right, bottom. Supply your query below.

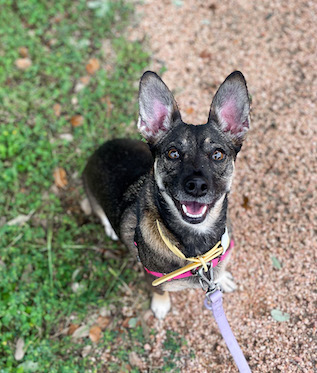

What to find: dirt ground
left=126, top=0, right=317, bottom=372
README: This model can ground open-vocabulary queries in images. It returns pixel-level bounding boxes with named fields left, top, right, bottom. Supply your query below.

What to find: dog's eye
left=212, top=150, right=224, bottom=161
left=168, top=148, right=180, bottom=159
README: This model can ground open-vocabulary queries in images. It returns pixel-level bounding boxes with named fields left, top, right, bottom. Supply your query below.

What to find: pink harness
left=141, top=236, right=251, bottom=372
left=143, top=239, right=234, bottom=282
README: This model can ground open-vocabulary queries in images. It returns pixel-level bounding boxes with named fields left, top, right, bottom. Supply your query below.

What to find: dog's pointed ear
left=137, top=71, right=181, bottom=144
left=209, top=71, right=250, bottom=145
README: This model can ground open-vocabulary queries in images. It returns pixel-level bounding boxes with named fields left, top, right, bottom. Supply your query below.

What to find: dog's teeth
left=186, top=212, right=203, bottom=218
left=181, top=203, right=207, bottom=219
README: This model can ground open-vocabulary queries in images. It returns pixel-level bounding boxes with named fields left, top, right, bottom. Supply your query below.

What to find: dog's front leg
left=151, top=290, right=171, bottom=320
left=214, top=251, right=238, bottom=293
left=144, top=271, right=171, bottom=319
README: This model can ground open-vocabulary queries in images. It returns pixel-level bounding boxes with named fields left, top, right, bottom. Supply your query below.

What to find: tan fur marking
left=140, top=209, right=186, bottom=266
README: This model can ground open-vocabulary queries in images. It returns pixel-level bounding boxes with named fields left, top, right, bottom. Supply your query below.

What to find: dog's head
left=137, top=71, right=250, bottom=231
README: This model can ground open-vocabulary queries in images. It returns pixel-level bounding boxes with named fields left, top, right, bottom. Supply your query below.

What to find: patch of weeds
left=161, top=330, right=182, bottom=372
left=0, top=0, right=148, bottom=371
left=157, top=329, right=195, bottom=373
left=163, top=330, right=182, bottom=354
left=95, top=324, right=147, bottom=372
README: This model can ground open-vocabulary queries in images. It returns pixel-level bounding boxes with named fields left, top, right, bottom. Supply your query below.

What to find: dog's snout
left=184, top=177, right=208, bottom=197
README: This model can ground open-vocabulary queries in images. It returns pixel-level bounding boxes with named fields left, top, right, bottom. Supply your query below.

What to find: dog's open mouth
left=178, top=201, right=210, bottom=224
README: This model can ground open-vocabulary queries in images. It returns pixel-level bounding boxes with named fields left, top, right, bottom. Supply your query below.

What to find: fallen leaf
left=271, top=256, right=283, bottom=270
left=15, top=58, right=32, bottom=70
left=81, top=345, right=92, bottom=358
left=242, top=195, right=251, bottom=210
left=89, top=325, right=102, bottom=343
left=7, top=210, right=35, bottom=226
left=128, top=317, right=138, bottom=328
left=70, top=115, right=84, bottom=127
left=129, top=351, right=143, bottom=369
left=18, top=47, right=29, bottom=58
left=71, top=268, right=82, bottom=281
left=53, top=167, right=68, bottom=188
left=7, top=214, right=29, bottom=226
left=271, top=309, right=290, bottom=322
left=122, top=317, right=131, bottom=328
left=14, top=338, right=25, bottom=361
left=72, top=325, right=90, bottom=339
left=50, top=184, right=60, bottom=196
left=59, top=133, right=73, bottom=142
left=17, top=361, right=39, bottom=372
left=53, top=103, right=61, bottom=117
left=86, top=58, right=100, bottom=75
left=96, top=316, right=111, bottom=330
left=67, top=324, right=80, bottom=336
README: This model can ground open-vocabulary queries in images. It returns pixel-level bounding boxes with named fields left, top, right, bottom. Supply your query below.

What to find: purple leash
left=204, top=290, right=251, bottom=373
left=197, top=265, right=251, bottom=372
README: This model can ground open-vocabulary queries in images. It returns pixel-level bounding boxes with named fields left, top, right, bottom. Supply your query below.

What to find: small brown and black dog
left=83, top=71, right=250, bottom=319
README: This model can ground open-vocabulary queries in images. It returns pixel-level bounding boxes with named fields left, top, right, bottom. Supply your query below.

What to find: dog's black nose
left=184, top=177, right=208, bottom=197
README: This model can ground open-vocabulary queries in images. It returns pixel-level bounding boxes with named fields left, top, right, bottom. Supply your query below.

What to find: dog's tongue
left=184, top=202, right=206, bottom=215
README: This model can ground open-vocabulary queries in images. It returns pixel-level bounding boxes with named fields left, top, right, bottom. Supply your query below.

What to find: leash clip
left=197, top=264, right=220, bottom=295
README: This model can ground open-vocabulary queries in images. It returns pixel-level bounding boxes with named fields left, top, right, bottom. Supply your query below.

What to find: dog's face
left=137, top=71, right=250, bottom=232
left=153, top=122, right=236, bottom=226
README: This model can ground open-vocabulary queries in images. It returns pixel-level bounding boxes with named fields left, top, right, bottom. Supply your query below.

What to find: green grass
left=0, top=0, right=149, bottom=371
left=0, top=1, right=195, bottom=371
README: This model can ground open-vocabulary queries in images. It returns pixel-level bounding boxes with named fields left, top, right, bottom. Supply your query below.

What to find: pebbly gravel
left=125, top=0, right=317, bottom=372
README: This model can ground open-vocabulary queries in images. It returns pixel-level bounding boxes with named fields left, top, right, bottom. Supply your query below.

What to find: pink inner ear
left=150, top=100, right=168, bottom=134
left=221, top=99, right=245, bottom=135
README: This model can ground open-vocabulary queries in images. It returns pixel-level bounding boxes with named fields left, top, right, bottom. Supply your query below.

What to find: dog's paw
left=151, top=291, right=171, bottom=320
left=216, top=271, right=238, bottom=293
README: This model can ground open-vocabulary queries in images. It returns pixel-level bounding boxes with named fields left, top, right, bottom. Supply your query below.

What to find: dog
left=83, top=71, right=250, bottom=319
